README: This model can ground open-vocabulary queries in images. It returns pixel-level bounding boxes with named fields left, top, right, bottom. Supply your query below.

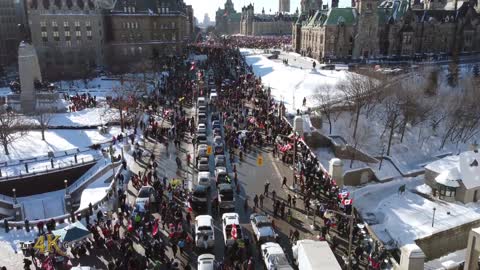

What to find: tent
left=52, top=221, right=92, bottom=243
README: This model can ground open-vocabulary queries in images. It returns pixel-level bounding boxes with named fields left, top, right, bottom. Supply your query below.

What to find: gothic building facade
left=215, top=0, right=241, bottom=35
left=240, top=4, right=297, bottom=36
left=293, top=0, right=480, bottom=61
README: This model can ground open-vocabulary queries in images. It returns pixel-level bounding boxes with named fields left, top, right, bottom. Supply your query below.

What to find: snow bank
left=0, top=127, right=122, bottom=162
left=242, top=49, right=348, bottom=113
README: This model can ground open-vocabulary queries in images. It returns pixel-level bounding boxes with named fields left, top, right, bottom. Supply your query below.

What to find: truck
left=217, top=183, right=235, bottom=210
left=292, top=240, right=341, bottom=270
left=260, top=242, right=294, bottom=270
left=222, top=213, right=247, bottom=248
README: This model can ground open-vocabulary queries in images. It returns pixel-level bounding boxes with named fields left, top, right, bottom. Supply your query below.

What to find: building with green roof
left=215, top=0, right=241, bottom=35
left=293, top=0, right=480, bottom=61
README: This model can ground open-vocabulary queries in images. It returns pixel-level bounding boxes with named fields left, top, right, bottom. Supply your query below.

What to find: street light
left=12, top=188, right=17, bottom=204
left=64, top=179, right=68, bottom=193
left=325, top=208, right=355, bottom=270
left=432, top=207, right=436, bottom=227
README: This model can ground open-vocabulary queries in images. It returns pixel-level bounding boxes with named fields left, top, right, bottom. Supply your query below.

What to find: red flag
left=152, top=219, right=159, bottom=236
left=190, top=62, right=196, bottom=71
left=231, top=224, right=238, bottom=240
left=342, top=198, right=353, bottom=206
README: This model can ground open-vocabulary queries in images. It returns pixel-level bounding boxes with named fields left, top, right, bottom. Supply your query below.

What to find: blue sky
left=184, top=0, right=351, bottom=23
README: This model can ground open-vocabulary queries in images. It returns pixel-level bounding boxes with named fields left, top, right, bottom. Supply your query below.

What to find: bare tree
left=0, top=108, right=27, bottom=155
left=349, top=124, right=372, bottom=168
left=314, top=85, right=336, bottom=134
left=35, top=110, right=54, bottom=141
left=110, top=85, right=140, bottom=132
left=338, top=72, right=381, bottom=140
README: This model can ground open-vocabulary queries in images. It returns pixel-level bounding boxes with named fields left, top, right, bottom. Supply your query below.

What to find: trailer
left=292, top=240, right=341, bottom=270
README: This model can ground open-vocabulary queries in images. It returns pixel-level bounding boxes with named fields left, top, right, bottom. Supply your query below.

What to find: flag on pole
left=152, top=219, right=159, bottom=236
left=190, top=61, right=196, bottom=71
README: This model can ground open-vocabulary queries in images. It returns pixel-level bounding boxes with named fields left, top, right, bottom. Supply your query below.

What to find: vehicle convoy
left=195, top=215, right=215, bottom=250
left=261, top=242, right=294, bottom=270
left=197, top=172, right=211, bottom=189
left=217, top=184, right=235, bottom=210
left=197, top=254, right=215, bottom=270
left=292, top=240, right=341, bottom=270
left=221, top=213, right=248, bottom=248
left=250, top=213, right=278, bottom=244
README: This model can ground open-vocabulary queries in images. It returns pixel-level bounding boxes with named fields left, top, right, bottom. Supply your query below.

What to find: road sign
left=257, top=154, right=264, bottom=167
left=207, top=145, right=212, bottom=155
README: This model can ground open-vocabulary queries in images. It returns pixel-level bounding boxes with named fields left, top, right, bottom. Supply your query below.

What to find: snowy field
left=241, top=48, right=350, bottom=113
left=23, top=107, right=120, bottom=127
left=0, top=126, right=122, bottom=162
left=351, top=178, right=480, bottom=249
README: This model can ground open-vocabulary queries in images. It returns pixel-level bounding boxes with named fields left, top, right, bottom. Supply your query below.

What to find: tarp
left=52, top=221, right=91, bottom=243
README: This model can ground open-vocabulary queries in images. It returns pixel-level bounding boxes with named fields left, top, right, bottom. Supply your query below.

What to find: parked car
left=197, top=172, right=211, bottom=189
left=197, top=144, right=208, bottom=157
left=197, top=134, right=208, bottom=145
left=197, top=123, right=207, bottom=134
left=211, top=112, right=220, bottom=121
left=198, top=105, right=207, bottom=114
left=215, top=155, right=226, bottom=167
left=192, top=185, right=209, bottom=210
left=198, top=157, right=210, bottom=172
left=198, top=113, right=207, bottom=124
left=261, top=242, right=293, bottom=270
left=215, top=167, right=229, bottom=185
left=250, top=213, right=278, bottom=244
left=197, top=254, right=215, bottom=270
left=218, top=184, right=235, bottom=211
left=212, top=120, right=221, bottom=130
left=213, top=128, right=222, bottom=137
left=195, top=215, right=215, bottom=250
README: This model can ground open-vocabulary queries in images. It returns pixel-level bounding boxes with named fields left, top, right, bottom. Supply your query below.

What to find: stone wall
left=343, top=167, right=375, bottom=186
left=333, top=144, right=378, bottom=164
left=415, top=219, right=480, bottom=260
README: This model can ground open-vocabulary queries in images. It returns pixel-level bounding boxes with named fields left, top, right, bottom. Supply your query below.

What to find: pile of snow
left=0, top=127, right=122, bottom=162
left=352, top=178, right=480, bottom=248
left=242, top=48, right=349, bottom=113
left=78, top=164, right=124, bottom=210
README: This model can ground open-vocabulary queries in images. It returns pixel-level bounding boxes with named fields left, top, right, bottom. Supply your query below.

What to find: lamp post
left=64, top=179, right=68, bottom=193
left=326, top=208, right=355, bottom=270
left=432, top=207, right=436, bottom=227
left=12, top=188, right=17, bottom=204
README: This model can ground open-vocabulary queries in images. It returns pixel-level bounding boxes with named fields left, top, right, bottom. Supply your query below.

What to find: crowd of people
left=225, top=35, right=291, bottom=50
left=64, top=93, right=97, bottom=112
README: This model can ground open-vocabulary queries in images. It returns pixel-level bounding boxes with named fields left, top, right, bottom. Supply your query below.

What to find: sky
left=184, top=0, right=352, bottom=23
left=184, top=0, right=301, bottom=23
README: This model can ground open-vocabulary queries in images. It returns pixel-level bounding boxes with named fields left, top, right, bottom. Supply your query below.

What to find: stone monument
left=18, top=41, right=42, bottom=113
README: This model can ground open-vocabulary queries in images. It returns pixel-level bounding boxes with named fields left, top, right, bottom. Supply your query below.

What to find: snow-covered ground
left=352, top=178, right=480, bottom=249
left=23, top=107, right=120, bottom=127
left=0, top=126, right=122, bottom=162
left=242, top=48, right=350, bottom=113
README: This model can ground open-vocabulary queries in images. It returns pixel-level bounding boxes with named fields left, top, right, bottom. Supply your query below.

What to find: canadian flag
left=231, top=224, right=238, bottom=240
left=338, top=189, right=350, bottom=199
left=190, top=61, right=196, bottom=71
left=342, top=198, right=353, bottom=206
left=186, top=201, right=193, bottom=212
left=152, top=220, right=159, bottom=236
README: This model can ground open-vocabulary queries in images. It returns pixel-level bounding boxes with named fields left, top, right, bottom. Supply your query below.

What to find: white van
left=197, top=97, right=206, bottom=107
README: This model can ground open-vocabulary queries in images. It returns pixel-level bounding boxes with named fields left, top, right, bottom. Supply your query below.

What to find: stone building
left=0, top=0, right=20, bottom=69
left=240, top=4, right=297, bottom=36
left=27, top=0, right=106, bottom=80
left=215, top=0, right=241, bottom=35
left=293, top=0, right=480, bottom=61
left=105, top=0, right=192, bottom=73
left=279, top=0, right=291, bottom=13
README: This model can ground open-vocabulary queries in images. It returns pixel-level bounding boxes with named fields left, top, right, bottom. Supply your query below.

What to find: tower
left=301, top=0, right=322, bottom=14
left=352, top=0, right=379, bottom=59
left=279, top=0, right=290, bottom=13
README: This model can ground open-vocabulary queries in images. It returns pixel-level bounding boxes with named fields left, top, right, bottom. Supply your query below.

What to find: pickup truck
left=222, top=213, right=247, bottom=248
left=261, top=242, right=294, bottom=270
left=250, top=213, right=278, bottom=244
left=217, top=184, right=235, bottom=211
left=195, top=215, right=215, bottom=250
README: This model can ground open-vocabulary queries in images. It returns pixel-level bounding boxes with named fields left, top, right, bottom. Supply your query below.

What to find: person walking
left=171, top=242, right=178, bottom=257
left=259, top=194, right=264, bottom=208
left=264, top=181, right=270, bottom=197
left=282, top=177, right=288, bottom=188
left=253, top=195, right=259, bottom=208
left=287, top=194, right=292, bottom=207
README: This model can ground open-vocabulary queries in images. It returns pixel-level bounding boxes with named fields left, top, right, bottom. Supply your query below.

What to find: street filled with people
left=8, top=40, right=393, bottom=270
